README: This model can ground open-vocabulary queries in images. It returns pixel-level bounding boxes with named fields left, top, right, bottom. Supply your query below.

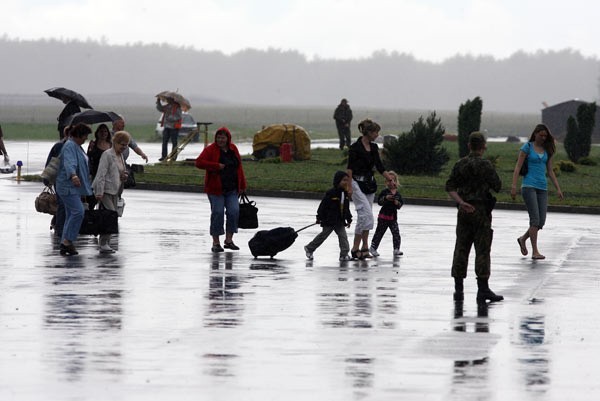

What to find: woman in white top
left=92, top=130, right=131, bottom=253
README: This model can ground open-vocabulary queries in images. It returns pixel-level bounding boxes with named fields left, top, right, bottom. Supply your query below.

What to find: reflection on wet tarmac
left=519, top=315, right=550, bottom=391
left=205, top=253, right=245, bottom=328
left=43, top=256, right=124, bottom=382
left=451, top=303, right=491, bottom=397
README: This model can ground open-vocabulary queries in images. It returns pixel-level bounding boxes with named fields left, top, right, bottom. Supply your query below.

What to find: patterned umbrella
left=156, top=90, right=191, bottom=111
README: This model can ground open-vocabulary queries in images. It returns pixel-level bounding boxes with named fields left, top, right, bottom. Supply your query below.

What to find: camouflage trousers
left=451, top=202, right=493, bottom=280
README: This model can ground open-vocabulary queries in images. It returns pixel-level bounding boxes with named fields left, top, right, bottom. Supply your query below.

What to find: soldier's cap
left=469, top=131, right=486, bottom=147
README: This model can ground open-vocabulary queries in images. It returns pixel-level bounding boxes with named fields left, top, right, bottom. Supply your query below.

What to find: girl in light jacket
left=92, top=131, right=131, bottom=253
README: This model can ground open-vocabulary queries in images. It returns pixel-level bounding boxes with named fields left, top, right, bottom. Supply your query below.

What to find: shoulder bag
left=41, top=156, right=60, bottom=185
left=34, top=185, right=57, bottom=215
left=238, top=192, right=259, bottom=229
left=519, top=143, right=530, bottom=176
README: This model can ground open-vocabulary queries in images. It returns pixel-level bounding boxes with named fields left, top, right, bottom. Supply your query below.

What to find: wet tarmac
left=2, top=178, right=600, bottom=400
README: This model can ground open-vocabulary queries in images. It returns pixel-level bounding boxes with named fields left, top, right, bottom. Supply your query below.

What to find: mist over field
left=1, top=38, right=599, bottom=114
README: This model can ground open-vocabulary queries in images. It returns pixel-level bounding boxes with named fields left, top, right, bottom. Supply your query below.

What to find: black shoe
left=223, top=241, right=240, bottom=250
left=211, top=244, right=224, bottom=253
left=60, top=243, right=78, bottom=256
left=476, top=289, right=504, bottom=304
left=158, top=157, right=165, bottom=162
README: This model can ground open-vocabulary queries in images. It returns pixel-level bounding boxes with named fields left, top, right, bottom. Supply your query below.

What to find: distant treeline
left=1, top=37, right=598, bottom=114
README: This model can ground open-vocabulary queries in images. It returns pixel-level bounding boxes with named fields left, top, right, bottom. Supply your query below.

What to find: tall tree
left=457, top=97, right=483, bottom=157
left=383, top=111, right=449, bottom=175
left=564, top=102, right=597, bottom=162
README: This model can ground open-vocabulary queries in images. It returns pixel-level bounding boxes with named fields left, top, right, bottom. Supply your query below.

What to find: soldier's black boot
left=453, top=277, right=464, bottom=301
left=476, top=278, right=504, bottom=304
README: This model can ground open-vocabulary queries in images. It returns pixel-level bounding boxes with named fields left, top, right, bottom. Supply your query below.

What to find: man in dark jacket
left=304, top=171, right=353, bottom=261
left=333, top=98, right=353, bottom=150
left=57, top=98, right=81, bottom=140
left=446, top=131, right=503, bottom=304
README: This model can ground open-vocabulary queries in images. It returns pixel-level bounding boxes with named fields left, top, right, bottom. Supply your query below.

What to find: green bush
left=383, top=111, right=450, bottom=175
left=557, top=160, right=576, bottom=172
left=578, top=156, right=597, bottom=166
left=457, top=97, right=482, bottom=158
left=564, top=102, right=596, bottom=162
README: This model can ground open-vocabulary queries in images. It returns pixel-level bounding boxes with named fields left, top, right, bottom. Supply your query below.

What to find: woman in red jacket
left=195, top=127, right=247, bottom=252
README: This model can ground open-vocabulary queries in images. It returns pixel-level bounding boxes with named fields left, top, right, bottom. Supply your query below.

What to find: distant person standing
left=446, top=131, right=503, bottom=304
left=156, top=97, right=182, bottom=161
left=57, top=97, right=81, bottom=140
left=0, top=124, right=9, bottom=163
left=334, top=98, right=353, bottom=150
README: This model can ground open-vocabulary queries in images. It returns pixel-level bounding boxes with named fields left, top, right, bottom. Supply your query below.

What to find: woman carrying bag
left=92, top=131, right=131, bottom=253
left=195, top=127, right=247, bottom=253
left=346, top=118, right=393, bottom=260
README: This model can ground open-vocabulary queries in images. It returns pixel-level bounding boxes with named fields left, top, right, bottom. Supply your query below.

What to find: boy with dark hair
left=304, top=171, right=353, bottom=261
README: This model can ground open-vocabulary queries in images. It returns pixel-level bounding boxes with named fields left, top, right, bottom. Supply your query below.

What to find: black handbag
left=519, top=143, right=530, bottom=176
left=124, top=164, right=136, bottom=188
left=355, top=174, right=378, bottom=194
left=238, top=192, right=259, bottom=229
left=79, top=207, right=119, bottom=235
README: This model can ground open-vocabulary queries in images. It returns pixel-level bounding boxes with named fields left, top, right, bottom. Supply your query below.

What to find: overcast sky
left=4, top=0, right=600, bottom=62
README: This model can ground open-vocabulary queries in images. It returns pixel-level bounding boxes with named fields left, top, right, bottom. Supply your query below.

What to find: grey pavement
left=2, top=178, right=600, bottom=400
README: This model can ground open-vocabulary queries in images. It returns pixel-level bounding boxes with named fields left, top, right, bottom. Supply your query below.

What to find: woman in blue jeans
left=55, top=123, right=93, bottom=256
left=511, top=124, right=563, bottom=260
left=195, top=127, right=247, bottom=252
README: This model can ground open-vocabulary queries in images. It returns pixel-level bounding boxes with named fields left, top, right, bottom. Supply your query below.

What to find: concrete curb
left=132, top=182, right=600, bottom=215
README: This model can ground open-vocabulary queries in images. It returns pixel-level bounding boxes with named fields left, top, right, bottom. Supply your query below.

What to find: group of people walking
left=301, top=119, right=563, bottom=306
left=42, top=94, right=563, bottom=306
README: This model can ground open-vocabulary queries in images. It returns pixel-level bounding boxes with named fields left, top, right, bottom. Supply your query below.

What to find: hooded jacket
left=316, top=171, right=352, bottom=227
left=195, top=127, right=247, bottom=195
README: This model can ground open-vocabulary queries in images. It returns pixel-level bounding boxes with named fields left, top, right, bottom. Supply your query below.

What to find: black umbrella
left=44, top=87, right=92, bottom=109
left=65, top=110, right=121, bottom=126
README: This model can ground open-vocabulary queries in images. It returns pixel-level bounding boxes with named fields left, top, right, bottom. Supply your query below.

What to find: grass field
left=136, top=141, right=600, bottom=208
left=1, top=104, right=539, bottom=142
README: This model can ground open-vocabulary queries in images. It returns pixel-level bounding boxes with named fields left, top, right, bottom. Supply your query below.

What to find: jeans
left=54, top=192, right=66, bottom=235
left=522, top=186, right=548, bottom=229
left=161, top=127, right=179, bottom=158
left=61, top=193, right=84, bottom=243
left=208, top=191, right=239, bottom=236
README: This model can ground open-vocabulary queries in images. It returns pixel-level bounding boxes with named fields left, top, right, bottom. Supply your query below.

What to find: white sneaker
left=369, top=246, right=380, bottom=257
left=394, top=248, right=403, bottom=256
left=304, top=246, right=313, bottom=260
left=99, top=244, right=116, bottom=253
left=339, top=255, right=351, bottom=261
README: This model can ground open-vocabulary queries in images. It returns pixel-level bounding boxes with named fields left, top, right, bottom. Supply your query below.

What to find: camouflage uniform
left=445, top=153, right=501, bottom=280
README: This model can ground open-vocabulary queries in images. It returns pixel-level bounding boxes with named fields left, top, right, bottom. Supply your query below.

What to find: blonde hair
left=387, top=170, right=399, bottom=186
left=112, top=130, right=131, bottom=145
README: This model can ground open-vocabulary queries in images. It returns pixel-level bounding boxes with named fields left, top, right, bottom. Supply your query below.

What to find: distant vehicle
left=155, top=112, right=199, bottom=142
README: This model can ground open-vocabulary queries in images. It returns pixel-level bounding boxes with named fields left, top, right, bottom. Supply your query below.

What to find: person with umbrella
left=195, top=127, right=247, bottom=253
left=45, top=88, right=92, bottom=140
left=156, top=96, right=183, bottom=161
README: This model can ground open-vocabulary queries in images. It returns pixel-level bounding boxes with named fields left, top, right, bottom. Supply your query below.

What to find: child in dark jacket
left=304, top=171, right=353, bottom=261
left=369, top=171, right=404, bottom=257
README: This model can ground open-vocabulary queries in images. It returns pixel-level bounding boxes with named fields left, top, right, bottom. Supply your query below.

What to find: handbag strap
left=239, top=192, right=253, bottom=205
